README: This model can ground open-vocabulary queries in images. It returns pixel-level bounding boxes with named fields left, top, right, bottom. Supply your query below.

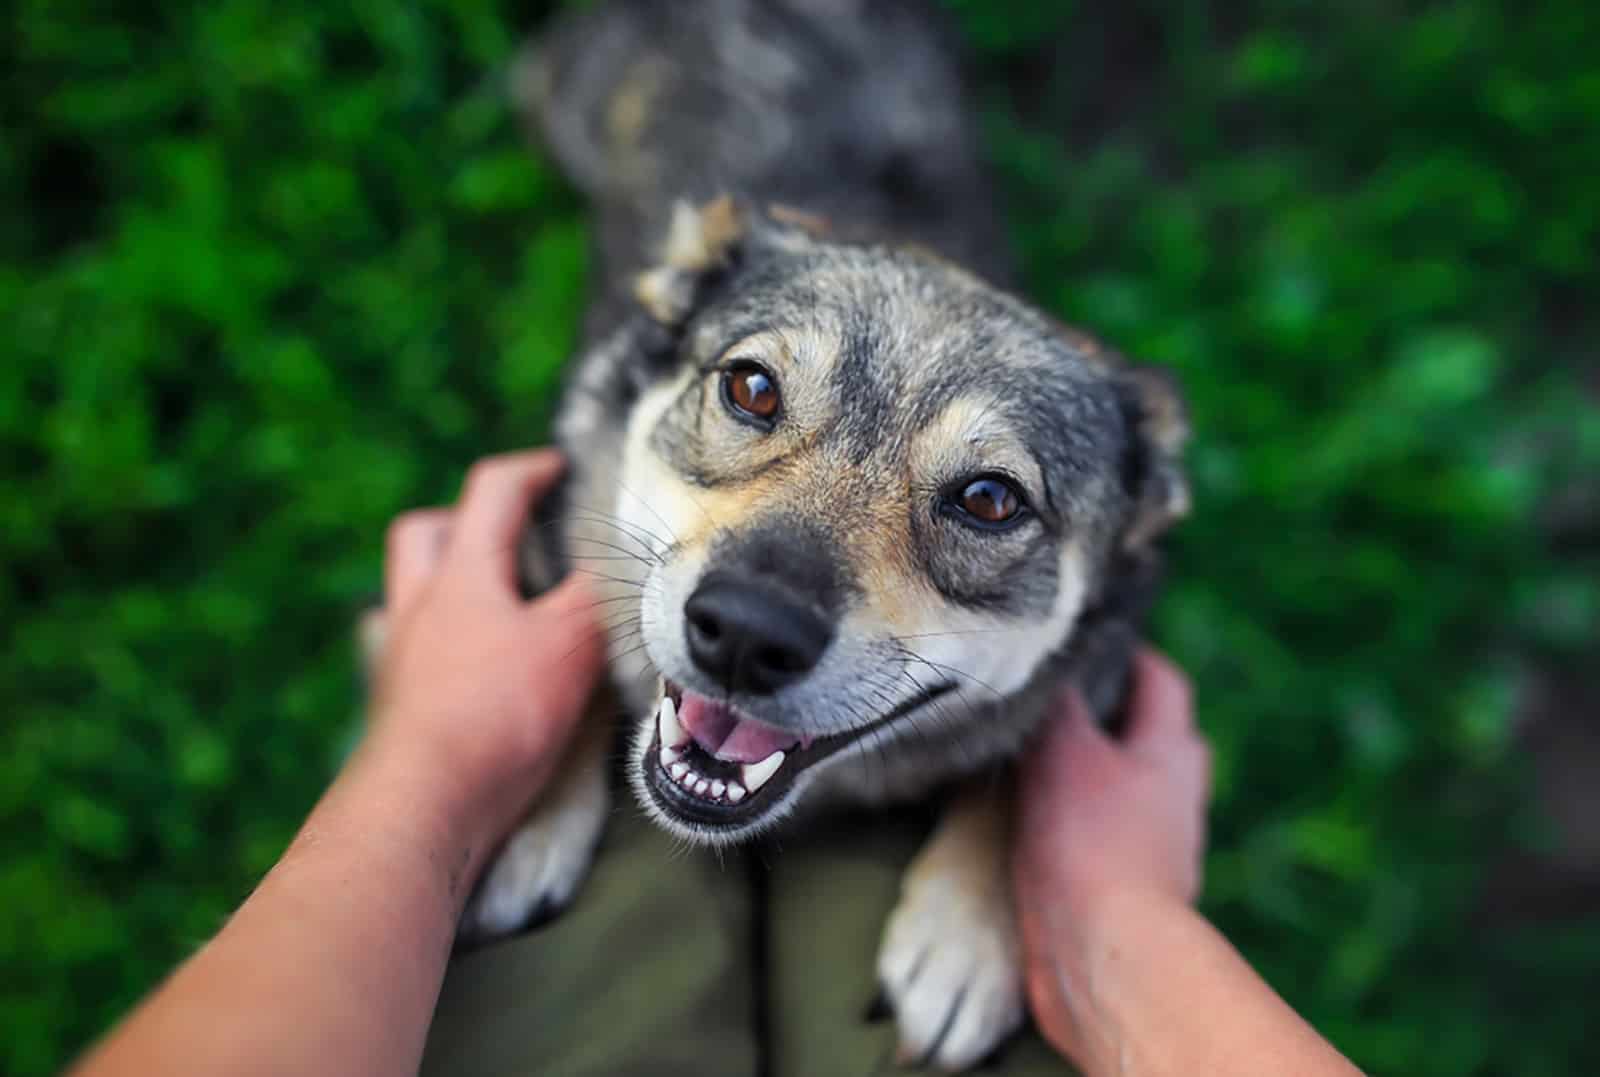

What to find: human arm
left=71, top=450, right=606, bottom=1077
left=1012, top=650, right=1363, bottom=1077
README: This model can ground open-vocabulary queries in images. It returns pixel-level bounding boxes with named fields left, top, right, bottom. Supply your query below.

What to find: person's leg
left=423, top=806, right=760, bottom=1077
left=762, top=804, right=1079, bottom=1076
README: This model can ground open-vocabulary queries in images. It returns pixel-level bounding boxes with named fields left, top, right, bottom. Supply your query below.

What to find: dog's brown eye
left=959, top=477, right=1021, bottom=525
left=723, top=363, right=780, bottom=423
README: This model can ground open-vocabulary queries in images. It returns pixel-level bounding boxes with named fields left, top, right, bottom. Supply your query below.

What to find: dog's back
left=518, top=0, right=1015, bottom=320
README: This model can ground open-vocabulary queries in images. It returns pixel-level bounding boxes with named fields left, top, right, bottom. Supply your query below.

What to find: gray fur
left=467, top=1, right=1192, bottom=1060
left=518, top=0, right=1187, bottom=835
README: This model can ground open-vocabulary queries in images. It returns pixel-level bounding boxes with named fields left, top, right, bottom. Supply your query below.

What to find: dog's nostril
left=756, top=646, right=801, bottom=674
left=689, top=610, right=722, bottom=642
left=684, top=575, right=833, bottom=694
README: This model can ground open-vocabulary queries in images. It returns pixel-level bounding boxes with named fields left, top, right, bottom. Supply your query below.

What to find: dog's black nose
left=683, top=576, right=832, bottom=694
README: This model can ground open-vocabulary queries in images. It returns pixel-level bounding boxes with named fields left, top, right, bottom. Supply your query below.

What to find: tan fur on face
left=622, top=426, right=1092, bottom=723
left=912, top=395, right=1046, bottom=507
left=841, top=538, right=1091, bottom=705
left=611, top=367, right=796, bottom=562
left=658, top=322, right=850, bottom=489
left=616, top=358, right=1098, bottom=718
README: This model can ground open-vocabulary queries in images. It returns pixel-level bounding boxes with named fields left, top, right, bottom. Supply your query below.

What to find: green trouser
left=423, top=806, right=1076, bottom=1076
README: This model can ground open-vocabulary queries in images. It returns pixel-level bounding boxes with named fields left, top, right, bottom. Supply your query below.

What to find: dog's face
left=580, top=201, right=1186, bottom=844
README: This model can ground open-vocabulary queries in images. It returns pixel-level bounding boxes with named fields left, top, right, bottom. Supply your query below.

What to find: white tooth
left=669, top=761, right=689, bottom=780
left=726, top=783, right=747, bottom=803
left=711, top=780, right=726, bottom=798
left=658, top=694, right=686, bottom=749
left=694, top=778, right=710, bottom=795
left=660, top=745, right=682, bottom=765
left=741, top=751, right=785, bottom=793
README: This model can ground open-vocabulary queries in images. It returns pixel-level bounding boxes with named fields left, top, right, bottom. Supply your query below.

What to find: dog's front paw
left=458, top=739, right=610, bottom=943
left=877, top=814, right=1026, bottom=1070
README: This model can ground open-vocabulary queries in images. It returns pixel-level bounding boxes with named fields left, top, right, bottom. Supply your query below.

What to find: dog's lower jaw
left=628, top=709, right=810, bottom=848
left=628, top=674, right=977, bottom=846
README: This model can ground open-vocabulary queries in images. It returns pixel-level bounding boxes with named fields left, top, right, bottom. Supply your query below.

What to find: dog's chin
left=629, top=677, right=958, bottom=846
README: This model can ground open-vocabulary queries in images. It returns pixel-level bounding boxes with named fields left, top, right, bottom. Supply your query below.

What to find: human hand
left=362, top=449, right=607, bottom=869
left=1011, top=648, right=1211, bottom=1060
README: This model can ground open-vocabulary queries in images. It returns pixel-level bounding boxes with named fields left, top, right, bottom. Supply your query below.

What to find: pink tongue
left=679, top=692, right=801, bottom=763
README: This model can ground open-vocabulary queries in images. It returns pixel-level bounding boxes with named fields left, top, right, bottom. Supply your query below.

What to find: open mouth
left=642, top=677, right=957, bottom=829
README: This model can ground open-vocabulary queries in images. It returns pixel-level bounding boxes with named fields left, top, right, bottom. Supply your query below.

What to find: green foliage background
left=4, top=0, right=1598, bottom=1073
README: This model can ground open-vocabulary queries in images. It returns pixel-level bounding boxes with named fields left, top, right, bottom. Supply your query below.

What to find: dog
left=417, top=0, right=1188, bottom=1068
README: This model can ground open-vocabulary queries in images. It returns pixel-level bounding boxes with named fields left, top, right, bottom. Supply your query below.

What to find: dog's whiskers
left=615, top=480, right=683, bottom=549
left=570, top=567, right=650, bottom=590
left=895, top=662, right=982, bottom=773
left=561, top=534, right=663, bottom=566
left=601, top=613, right=644, bottom=639
left=561, top=504, right=670, bottom=558
left=527, top=511, right=658, bottom=556
left=893, top=644, right=1007, bottom=706
left=888, top=627, right=1025, bottom=642
left=579, top=593, right=644, bottom=610
left=611, top=639, right=654, bottom=667
left=858, top=675, right=910, bottom=789
left=835, top=689, right=890, bottom=792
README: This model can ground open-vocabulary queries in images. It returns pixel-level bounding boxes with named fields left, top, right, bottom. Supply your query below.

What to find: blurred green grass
left=3, top=1, right=1598, bottom=1073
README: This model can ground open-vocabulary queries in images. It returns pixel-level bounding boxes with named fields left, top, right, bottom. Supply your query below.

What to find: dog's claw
left=524, top=895, right=560, bottom=932
left=864, top=984, right=893, bottom=1023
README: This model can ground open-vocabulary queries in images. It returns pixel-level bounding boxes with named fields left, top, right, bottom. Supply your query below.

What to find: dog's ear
left=1114, top=364, right=1191, bottom=550
left=633, top=196, right=746, bottom=325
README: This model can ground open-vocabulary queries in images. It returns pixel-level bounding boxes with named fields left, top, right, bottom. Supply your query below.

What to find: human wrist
left=330, top=728, right=498, bottom=905
left=1025, top=878, right=1197, bottom=1069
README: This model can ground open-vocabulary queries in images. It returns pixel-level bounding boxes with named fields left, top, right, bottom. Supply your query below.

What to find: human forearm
left=72, top=741, right=477, bottom=1077
left=70, top=452, right=606, bottom=1076
left=1032, top=888, right=1362, bottom=1077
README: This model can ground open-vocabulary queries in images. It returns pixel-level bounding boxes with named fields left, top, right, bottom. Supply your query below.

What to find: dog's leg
left=457, top=710, right=612, bottom=942
left=878, top=783, right=1025, bottom=1071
